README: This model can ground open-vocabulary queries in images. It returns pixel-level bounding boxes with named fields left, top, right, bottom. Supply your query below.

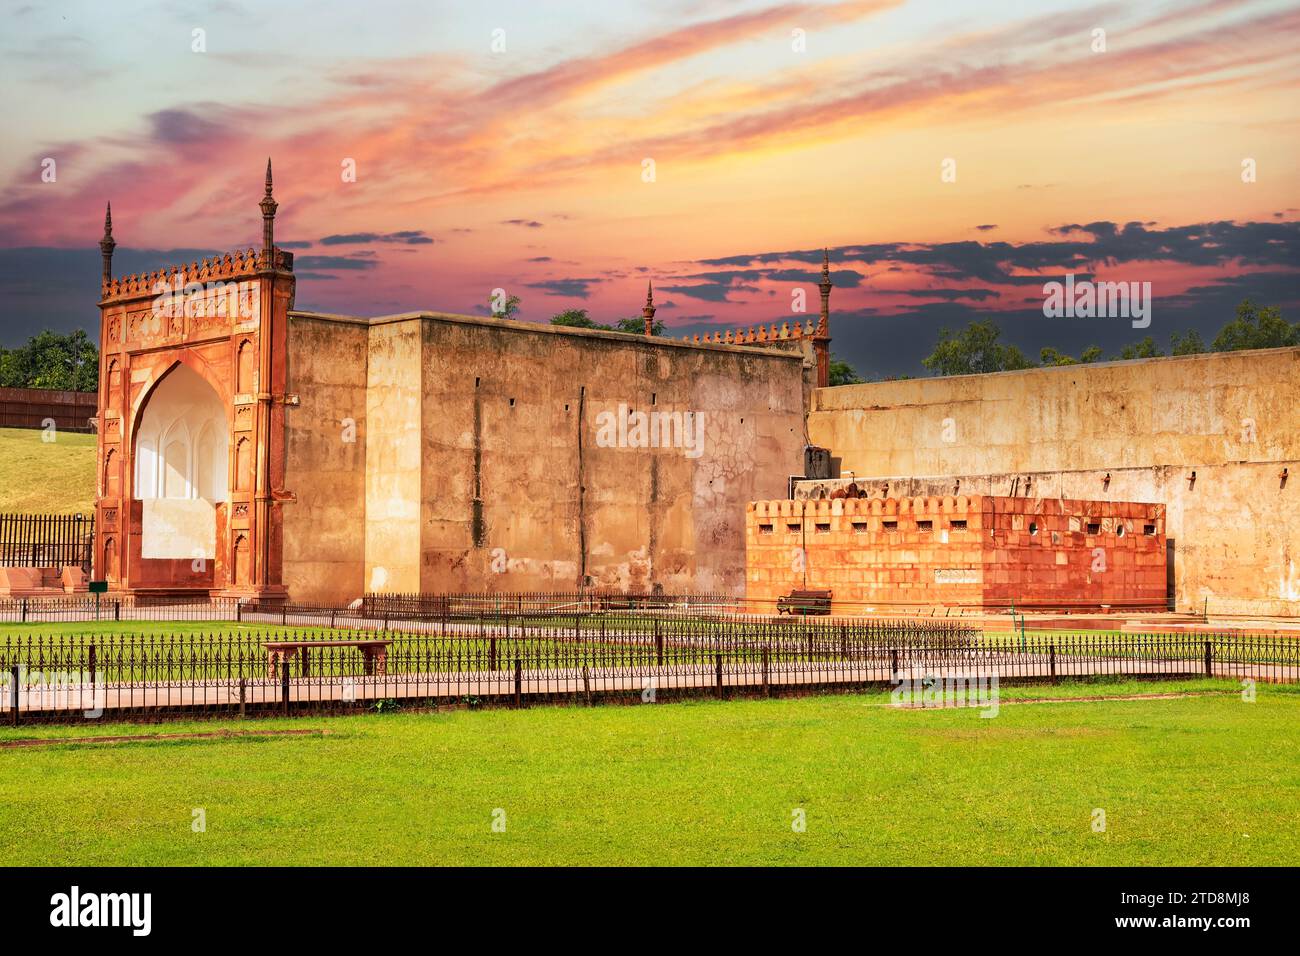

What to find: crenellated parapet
left=101, top=247, right=294, bottom=301
left=681, top=318, right=819, bottom=346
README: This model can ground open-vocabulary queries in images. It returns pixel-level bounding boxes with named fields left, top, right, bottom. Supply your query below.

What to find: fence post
left=114, top=600, right=120, bottom=622
left=1204, top=640, right=1213, bottom=677
left=21, top=599, right=26, bottom=624
left=87, top=643, right=96, bottom=687
left=239, top=678, right=246, bottom=719
left=655, top=621, right=664, bottom=667
left=762, top=647, right=770, bottom=697
left=513, top=658, right=522, bottom=709
left=236, top=602, right=243, bottom=623
left=1049, top=643, right=1057, bottom=684
left=9, top=665, right=17, bottom=727
left=489, top=636, right=497, bottom=672
left=890, top=647, right=899, bottom=677
left=715, top=653, right=723, bottom=699
left=281, top=658, right=290, bottom=716
left=582, top=665, right=592, bottom=706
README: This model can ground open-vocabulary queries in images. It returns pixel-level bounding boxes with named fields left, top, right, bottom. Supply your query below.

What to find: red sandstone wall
left=745, top=494, right=1166, bottom=613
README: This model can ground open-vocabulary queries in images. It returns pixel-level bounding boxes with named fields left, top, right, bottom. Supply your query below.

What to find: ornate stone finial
left=642, top=280, right=657, bottom=335
left=99, top=202, right=116, bottom=287
left=816, top=247, right=832, bottom=338
left=259, top=158, right=278, bottom=266
left=815, top=247, right=832, bottom=387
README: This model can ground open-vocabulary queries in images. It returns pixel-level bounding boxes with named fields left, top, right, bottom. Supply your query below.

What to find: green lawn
left=0, top=678, right=1295, bottom=866
left=0, top=426, right=95, bottom=514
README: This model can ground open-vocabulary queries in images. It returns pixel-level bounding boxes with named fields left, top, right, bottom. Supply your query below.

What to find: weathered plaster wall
left=281, top=315, right=369, bottom=603
left=411, top=313, right=807, bottom=594
left=806, top=348, right=1300, bottom=616
left=282, top=310, right=808, bottom=602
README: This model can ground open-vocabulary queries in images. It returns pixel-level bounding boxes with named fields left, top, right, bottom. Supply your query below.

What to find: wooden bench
left=776, top=589, right=833, bottom=615
left=264, top=639, right=392, bottom=679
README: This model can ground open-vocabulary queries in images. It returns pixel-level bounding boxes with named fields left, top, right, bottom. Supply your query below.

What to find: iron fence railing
left=0, top=513, right=93, bottom=570
left=0, top=623, right=1294, bottom=723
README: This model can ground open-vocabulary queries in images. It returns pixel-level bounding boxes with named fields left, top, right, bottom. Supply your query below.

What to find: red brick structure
left=94, top=162, right=295, bottom=600
left=745, top=494, right=1168, bottom=613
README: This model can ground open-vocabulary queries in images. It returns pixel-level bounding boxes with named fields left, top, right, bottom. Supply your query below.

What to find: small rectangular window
left=1086, top=522, right=1100, bottom=535
left=1143, top=524, right=1156, bottom=536
left=787, top=523, right=801, bottom=534
left=815, top=522, right=830, bottom=534
left=882, top=520, right=898, bottom=532
left=852, top=522, right=868, bottom=534
left=917, top=520, right=933, bottom=532
left=950, top=520, right=967, bottom=530
left=758, top=524, right=774, bottom=535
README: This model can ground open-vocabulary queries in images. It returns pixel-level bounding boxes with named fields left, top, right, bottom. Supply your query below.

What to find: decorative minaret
left=814, top=247, right=832, bottom=387
left=643, top=280, right=657, bottom=336
left=99, top=202, right=116, bottom=290
left=259, top=157, right=278, bottom=267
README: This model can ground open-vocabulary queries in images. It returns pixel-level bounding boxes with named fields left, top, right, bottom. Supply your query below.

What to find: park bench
left=264, top=639, right=392, bottom=679
left=776, top=589, right=833, bottom=615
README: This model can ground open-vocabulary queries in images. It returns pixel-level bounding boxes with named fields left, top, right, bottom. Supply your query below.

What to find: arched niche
left=133, top=363, right=228, bottom=560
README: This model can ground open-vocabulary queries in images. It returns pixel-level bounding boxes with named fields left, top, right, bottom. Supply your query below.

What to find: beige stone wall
left=283, top=310, right=808, bottom=601
left=281, top=315, right=369, bottom=603
left=410, top=313, right=806, bottom=594
left=806, top=348, right=1300, bottom=617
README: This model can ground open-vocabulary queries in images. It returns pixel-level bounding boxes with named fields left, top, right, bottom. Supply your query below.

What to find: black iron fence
left=0, top=513, right=94, bottom=570
left=0, top=623, right=1294, bottom=723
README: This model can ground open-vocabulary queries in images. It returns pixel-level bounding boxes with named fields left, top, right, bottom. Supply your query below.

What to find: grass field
left=0, top=678, right=1295, bottom=866
left=0, top=427, right=95, bottom=514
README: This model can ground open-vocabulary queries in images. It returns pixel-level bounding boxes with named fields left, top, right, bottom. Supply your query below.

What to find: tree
left=1079, top=345, right=1103, bottom=363
left=1211, top=299, right=1299, bottom=352
left=0, top=329, right=98, bottom=391
left=827, top=353, right=864, bottom=386
left=1039, top=347, right=1077, bottom=367
left=1115, top=336, right=1163, bottom=360
left=550, top=309, right=601, bottom=329
left=922, top=321, right=1033, bottom=376
left=1169, top=329, right=1206, bottom=355
left=613, top=316, right=665, bottom=336
left=488, top=292, right=521, bottom=319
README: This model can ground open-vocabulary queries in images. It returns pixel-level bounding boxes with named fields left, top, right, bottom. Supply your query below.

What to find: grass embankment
left=0, top=426, right=95, bottom=514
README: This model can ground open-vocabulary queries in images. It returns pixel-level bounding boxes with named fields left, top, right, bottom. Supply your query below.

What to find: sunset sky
left=1, top=0, right=1296, bottom=376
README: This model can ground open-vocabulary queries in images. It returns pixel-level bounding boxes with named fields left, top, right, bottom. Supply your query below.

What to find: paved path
left=5, top=654, right=1294, bottom=716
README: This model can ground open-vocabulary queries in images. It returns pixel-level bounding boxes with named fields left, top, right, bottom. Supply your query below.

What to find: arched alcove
left=134, top=363, right=228, bottom=560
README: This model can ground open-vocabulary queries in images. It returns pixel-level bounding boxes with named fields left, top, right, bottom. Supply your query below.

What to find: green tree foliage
left=488, top=292, right=521, bottom=319
left=1169, top=329, right=1206, bottom=355
left=1039, top=347, right=1077, bottom=366
left=550, top=310, right=665, bottom=335
left=1079, top=345, right=1103, bottom=363
left=0, top=329, right=99, bottom=391
left=922, top=321, right=1033, bottom=376
left=827, top=354, right=864, bottom=386
left=1115, top=336, right=1163, bottom=360
left=1210, top=299, right=1299, bottom=352
left=550, top=308, right=599, bottom=328
left=613, top=316, right=665, bottom=336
